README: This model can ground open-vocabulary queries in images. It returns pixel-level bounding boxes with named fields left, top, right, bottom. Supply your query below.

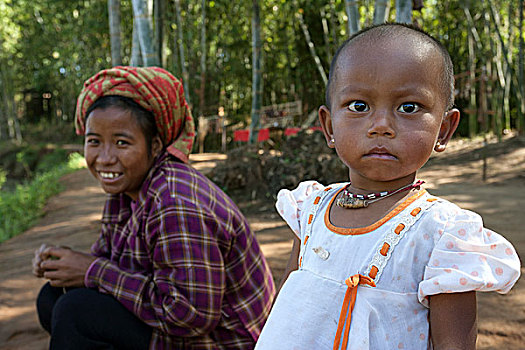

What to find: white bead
left=312, top=246, right=330, bottom=260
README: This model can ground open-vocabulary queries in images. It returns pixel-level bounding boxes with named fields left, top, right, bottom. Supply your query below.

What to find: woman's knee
left=50, top=288, right=152, bottom=349
left=51, top=288, right=99, bottom=328
left=36, top=282, right=64, bottom=333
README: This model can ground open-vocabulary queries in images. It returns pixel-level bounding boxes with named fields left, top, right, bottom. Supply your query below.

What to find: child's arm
left=429, top=291, right=477, bottom=349
left=276, top=235, right=301, bottom=294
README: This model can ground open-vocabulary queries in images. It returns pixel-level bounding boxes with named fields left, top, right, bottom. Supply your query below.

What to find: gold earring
left=330, top=137, right=335, bottom=144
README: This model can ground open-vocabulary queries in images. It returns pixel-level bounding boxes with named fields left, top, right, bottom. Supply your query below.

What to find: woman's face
left=84, top=106, right=161, bottom=200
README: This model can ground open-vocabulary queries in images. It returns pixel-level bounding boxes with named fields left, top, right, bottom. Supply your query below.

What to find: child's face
left=319, top=36, right=459, bottom=190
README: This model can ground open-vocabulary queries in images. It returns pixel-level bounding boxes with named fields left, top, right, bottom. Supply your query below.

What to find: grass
left=0, top=152, right=85, bottom=243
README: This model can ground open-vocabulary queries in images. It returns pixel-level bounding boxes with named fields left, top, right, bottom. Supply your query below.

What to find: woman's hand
left=39, top=246, right=97, bottom=288
left=32, top=243, right=54, bottom=278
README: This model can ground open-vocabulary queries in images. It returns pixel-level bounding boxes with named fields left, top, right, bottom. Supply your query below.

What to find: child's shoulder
left=422, top=193, right=484, bottom=225
left=275, top=181, right=345, bottom=234
left=277, top=180, right=344, bottom=202
left=276, top=180, right=348, bottom=209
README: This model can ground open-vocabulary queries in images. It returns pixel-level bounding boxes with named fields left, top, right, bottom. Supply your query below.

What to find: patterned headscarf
left=75, top=66, right=195, bottom=163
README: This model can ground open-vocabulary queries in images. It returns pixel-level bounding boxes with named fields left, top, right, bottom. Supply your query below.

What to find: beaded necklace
left=336, top=180, right=424, bottom=209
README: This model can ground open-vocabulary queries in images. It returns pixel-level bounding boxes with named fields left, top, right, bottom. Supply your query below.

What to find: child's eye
left=116, top=140, right=129, bottom=146
left=347, top=100, right=370, bottom=112
left=397, top=102, right=420, bottom=114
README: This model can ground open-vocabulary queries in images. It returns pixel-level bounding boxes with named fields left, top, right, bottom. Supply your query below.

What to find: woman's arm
left=276, top=235, right=300, bottom=295
left=429, top=291, right=477, bottom=350
left=84, top=203, right=228, bottom=338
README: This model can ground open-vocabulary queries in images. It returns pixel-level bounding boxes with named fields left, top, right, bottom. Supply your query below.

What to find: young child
left=255, top=24, right=521, bottom=350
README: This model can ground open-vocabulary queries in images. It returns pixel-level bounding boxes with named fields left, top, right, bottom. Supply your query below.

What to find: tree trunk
left=174, top=0, right=191, bottom=105
left=329, top=0, right=339, bottom=48
left=320, top=7, right=332, bottom=62
left=493, top=28, right=505, bottom=138
left=502, top=1, right=514, bottom=132
left=198, top=0, right=207, bottom=119
left=488, top=0, right=512, bottom=132
left=466, top=1, right=477, bottom=137
left=0, top=78, right=11, bottom=140
left=108, top=0, right=122, bottom=66
left=249, top=0, right=262, bottom=144
left=464, top=4, right=482, bottom=137
left=131, top=19, right=143, bottom=66
left=0, top=108, right=4, bottom=140
left=9, top=93, right=21, bottom=142
left=396, top=0, right=412, bottom=24
left=519, top=0, right=525, bottom=134
left=0, top=42, right=22, bottom=142
left=296, top=7, right=328, bottom=85
left=344, top=0, right=360, bottom=35
left=0, top=69, right=7, bottom=139
left=131, top=0, right=159, bottom=66
left=373, top=0, right=390, bottom=25
left=154, top=0, right=164, bottom=66
left=484, top=12, right=499, bottom=137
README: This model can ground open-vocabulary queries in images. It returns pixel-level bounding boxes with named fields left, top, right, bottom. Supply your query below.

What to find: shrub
left=0, top=152, right=85, bottom=243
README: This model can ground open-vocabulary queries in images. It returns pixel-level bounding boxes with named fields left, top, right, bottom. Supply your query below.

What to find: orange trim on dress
left=380, top=243, right=390, bottom=256
left=333, top=274, right=376, bottom=350
left=410, top=207, right=422, bottom=216
left=308, top=214, right=314, bottom=224
left=394, top=223, right=405, bottom=235
left=324, top=188, right=427, bottom=235
left=368, top=266, right=378, bottom=279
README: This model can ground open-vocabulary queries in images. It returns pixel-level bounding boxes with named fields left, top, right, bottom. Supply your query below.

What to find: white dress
left=255, top=181, right=521, bottom=350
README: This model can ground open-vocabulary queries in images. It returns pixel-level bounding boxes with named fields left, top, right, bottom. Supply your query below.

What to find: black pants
left=36, top=282, right=152, bottom=350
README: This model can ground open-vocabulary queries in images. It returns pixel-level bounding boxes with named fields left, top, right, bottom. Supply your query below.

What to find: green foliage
left=21, top=119, right=82, bottom=145
left=0, top=152, right=85, bottom=243
left=1, top=0, right=523, bottom=141
left=0, top=168, right=6, bottom=190
left=35, top=148, right=69, bottom=173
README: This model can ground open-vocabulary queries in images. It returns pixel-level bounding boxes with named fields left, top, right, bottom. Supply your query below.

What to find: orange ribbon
left=333, top=274, right=376, bottom=350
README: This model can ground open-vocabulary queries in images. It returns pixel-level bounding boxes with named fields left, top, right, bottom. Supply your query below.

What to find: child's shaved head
left=325, top=23, right=455, bottom=111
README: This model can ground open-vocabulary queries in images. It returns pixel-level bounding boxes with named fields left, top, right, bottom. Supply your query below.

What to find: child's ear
left=435, top=108, right=460, bottom=152
left=319, top=105, right=335, bottom=148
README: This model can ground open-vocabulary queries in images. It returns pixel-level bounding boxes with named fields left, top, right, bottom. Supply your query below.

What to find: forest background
left=0, top=0, right=524, bottom=242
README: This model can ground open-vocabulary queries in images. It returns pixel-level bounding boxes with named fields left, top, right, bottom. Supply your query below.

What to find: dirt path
left=1, top=142, right=524, bottom=349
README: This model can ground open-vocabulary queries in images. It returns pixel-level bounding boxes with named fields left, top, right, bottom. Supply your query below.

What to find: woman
left=32, top=66, right=275, bottom=350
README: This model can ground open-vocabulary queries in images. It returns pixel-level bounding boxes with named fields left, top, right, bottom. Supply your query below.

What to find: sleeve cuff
left=84, top=257, right=110, bottom=289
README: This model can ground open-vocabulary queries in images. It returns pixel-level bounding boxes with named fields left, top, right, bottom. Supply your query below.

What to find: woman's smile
left=98, top=171, right=122, bottom=179
left=97, top=171, right=124, bottom=183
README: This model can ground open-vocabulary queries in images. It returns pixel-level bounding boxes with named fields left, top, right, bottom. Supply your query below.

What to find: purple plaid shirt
left=84, top=152, right=275, bottom=349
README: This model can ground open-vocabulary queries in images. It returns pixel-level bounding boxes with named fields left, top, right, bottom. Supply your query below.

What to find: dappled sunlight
left=250, top=221, right=285, bottom=231
left=189, top=153, right=227, bottom=174
left=21, top=213, right=100, bottom=234
left=259, top=240, right=293, bottom=260
left=0, top=305, right=35, bottom=322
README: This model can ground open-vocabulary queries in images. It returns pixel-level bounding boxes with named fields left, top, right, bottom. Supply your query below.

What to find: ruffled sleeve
left=418, top=207, right=521, bottom=306
left=275, top=181, right=326, bottom=238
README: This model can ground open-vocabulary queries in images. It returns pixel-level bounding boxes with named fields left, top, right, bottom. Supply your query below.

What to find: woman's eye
left=85, top=138, right=99, bottom=145
left=347, top=100, right=369, bottom=112
left=397, top=102, right=420, bottom=114
left=116, top=140, right=129, bottom=146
